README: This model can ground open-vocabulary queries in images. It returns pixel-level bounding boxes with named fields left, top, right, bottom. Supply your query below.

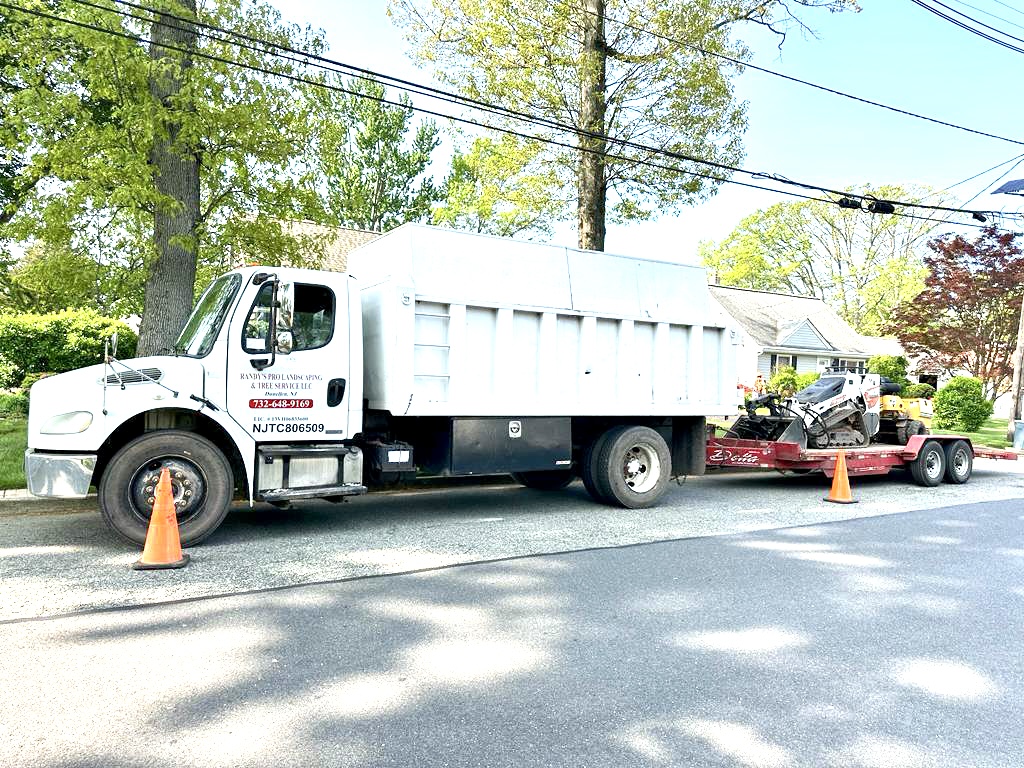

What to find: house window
left=830, top=358, right=866, bottom=373
left=772, top=354, right=795, bottom=372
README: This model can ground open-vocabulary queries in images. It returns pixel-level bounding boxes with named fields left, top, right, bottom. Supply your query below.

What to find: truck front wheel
left=99, top=430, right=234, bottom=546
left=593, top=425, right=671, bottom=508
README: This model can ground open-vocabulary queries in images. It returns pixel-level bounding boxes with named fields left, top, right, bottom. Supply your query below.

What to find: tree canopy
left=0, top=1, right=441, bottom=351
left=893, top=226, right=1024, bottom=400
left=701, top=185, right=934, bottom=334
left=390, top=0, right=858, bottom=250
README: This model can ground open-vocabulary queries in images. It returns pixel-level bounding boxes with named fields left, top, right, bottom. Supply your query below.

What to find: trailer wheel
left=942, top=440, right=973, bottom=484
left=909, top=440, right=945, bottom=488
left=98, top=430, right=234, bottom=546
left=593, top=425, right=671, bottom=508
left=581, top=432, right=613, bottom=503
left=511, top=469, right=575, bottom=491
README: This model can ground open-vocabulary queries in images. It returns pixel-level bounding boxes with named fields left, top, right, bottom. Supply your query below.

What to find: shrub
left=868, top=354, right=911, bottom=391
left=0, top=393, right=29, bottom=417
left=20, top=372, right=52, bottom=390
left=903, top=383, right=936, bottom=399
left=769, top=365, right=799, bottom=397
left=0, top=357, right=24, bottom=390
left=933, top=377, right=993, bottom=432
left=0, top=310, right=136, bottom=377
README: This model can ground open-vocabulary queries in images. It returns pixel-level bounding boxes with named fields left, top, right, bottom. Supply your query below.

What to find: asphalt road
left=1, top=458, right=1023, bottom=621
left=2, top=498, right=1023, bottom=768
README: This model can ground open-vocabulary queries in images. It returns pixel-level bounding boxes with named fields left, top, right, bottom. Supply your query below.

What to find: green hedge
left=934, top=377, right=993, bottom=432
left=0, top=393, right=29, bottom=417
left=903, top=383, right=936, bottom=399
left=0, top=310, right=137, bottom=377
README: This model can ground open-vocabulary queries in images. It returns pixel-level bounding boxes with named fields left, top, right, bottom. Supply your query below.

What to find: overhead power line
left=910, top=0, right=1024, bottom=55
left=3, top=0, right=1019, bottom=226
left=944, top=0, right=1024, bottom=33
left=590, top=6, right=1024, bottom=148
left=925, top=0, right=1024, bottom=44
left=5, top=0, right=832, bottom=206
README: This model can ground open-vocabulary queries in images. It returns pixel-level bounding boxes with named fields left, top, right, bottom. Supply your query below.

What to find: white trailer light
left=41, top=411, right=93, bottom=435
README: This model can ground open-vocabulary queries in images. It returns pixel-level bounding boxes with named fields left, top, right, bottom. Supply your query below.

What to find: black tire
left=593, top=425, right=672, bottom=508
left=909, top=439, right=945, bottom=488
left=511, top=469, right=575, bottom=491
left=581, top=432, right=614, bottom=503
left=98, top=430, right=234, bottom=546
left=942, top=440, right=973, bottom=484
left=896, top=418, right=927, bottom=445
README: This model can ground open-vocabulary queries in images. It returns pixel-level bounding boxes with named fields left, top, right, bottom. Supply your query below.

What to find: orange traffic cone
left=824, top=449, right=857, bottom=504
left=133, top=467, right=190, bottom=570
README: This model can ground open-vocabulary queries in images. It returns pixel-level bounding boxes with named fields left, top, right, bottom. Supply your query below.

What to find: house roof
left=709, top=284, right=903, bottom=358
left=279, top=221, right=381, bottom=272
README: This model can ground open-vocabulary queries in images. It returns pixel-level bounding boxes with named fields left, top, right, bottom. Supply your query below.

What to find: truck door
left=226, top=278, right=351, bottom=441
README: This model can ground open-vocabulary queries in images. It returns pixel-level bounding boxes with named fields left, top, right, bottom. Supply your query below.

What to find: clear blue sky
left=269, top=1, right=1024, bottom=263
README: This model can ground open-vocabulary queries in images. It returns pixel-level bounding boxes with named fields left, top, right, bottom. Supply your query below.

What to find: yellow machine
left=877, top=393, right=933, bottom=444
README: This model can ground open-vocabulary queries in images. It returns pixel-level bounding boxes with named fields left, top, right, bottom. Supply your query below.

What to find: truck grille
left=102, top=368, right=163, bottom=385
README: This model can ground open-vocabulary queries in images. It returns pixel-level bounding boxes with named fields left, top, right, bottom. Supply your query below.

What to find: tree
left=433, top=135, right=564, bottom=237
left=390, top=0, right=858, bottom=251
left=701, top=185, right=933, bottom=334
left=893, top=226, right=1024, bottom=401
left=301, top=76, right=440, bottom=233
left=0, top=1, right=332, bottom=354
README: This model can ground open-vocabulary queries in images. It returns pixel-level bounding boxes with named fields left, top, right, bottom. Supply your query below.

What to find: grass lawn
left=0, top=416, right=27, bottom=490
left=951, top=417, right=1012, bottom=450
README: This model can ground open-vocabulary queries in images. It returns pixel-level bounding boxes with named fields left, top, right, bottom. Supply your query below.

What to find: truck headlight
left=41, top=411, right=94, bottom=435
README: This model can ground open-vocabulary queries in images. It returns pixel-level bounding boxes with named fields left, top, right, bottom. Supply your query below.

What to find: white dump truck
left=25, top=224, right=741, bottom=545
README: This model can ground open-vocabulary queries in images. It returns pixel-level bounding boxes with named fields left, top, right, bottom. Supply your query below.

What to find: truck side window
left=242, top=284, right=274, bottom=354
left=292, top=284, right=335, bottom=351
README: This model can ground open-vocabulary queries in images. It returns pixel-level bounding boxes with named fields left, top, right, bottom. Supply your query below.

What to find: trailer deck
left=706, top=429, right=1017, bottom=484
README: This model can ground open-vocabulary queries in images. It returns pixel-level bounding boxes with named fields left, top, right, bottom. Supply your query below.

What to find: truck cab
left=25, top=266, right=367, bottom=546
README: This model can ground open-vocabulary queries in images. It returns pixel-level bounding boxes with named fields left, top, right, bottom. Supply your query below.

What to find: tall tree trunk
left=577, top=0, right=606, bottom=252
left=138, top=0, right=200, bottom=356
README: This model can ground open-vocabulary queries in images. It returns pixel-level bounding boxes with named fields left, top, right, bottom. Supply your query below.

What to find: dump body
left=349, top=224, right=741, bottom=418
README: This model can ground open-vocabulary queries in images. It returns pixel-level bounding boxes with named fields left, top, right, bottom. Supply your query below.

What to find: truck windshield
left=174, top=274, right=242, bottom=357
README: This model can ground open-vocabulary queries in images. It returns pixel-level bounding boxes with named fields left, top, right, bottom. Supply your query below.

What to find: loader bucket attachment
left=726, top=415, right=808, bottom=448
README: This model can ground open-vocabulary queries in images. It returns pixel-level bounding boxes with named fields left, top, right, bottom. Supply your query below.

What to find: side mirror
left=276, top=282, right=295, bottom=331
left=276, top=330, right=294, bottom=355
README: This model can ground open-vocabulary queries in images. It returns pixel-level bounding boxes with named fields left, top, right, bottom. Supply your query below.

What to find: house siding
left=783, top=322, right=830, bottom=351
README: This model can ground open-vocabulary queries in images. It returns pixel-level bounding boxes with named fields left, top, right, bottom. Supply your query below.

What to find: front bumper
left=24, top=450, right=97, bottom=498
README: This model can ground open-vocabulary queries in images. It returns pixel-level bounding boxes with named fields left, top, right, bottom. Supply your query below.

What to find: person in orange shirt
left=753, top=373, right=767, bottom=395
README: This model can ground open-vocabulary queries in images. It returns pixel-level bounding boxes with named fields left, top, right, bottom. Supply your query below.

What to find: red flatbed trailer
left=706, top=430, right=1018, bottom=486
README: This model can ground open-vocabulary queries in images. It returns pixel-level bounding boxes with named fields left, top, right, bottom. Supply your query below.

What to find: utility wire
left=910, top=0, right=1024, bottom=54
left=924, top=0, right=1024, bottom=45
left=943, top=0, right=1024, bottom=33
left=989, top=0, right=1024, bottom=20
left=8, top=0, right=1021, bottom=224
left=590, top=6, right=1024, bottom=147
left=4, top=0, right=833, bottom=206
left=78, top=0, right=1022, bottom=221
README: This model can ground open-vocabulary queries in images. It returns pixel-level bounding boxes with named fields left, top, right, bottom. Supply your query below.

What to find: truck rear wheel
left=909, top=440, right=945, bottom=488
left=99, top=430, right=234, bottom=546
left=942, top=440, right=972, bottom=484
left=593, top=425, right=671, bottom=508
left=581, top=432, right=613, bottom=503
left=511, top=469, right=575, bottom=491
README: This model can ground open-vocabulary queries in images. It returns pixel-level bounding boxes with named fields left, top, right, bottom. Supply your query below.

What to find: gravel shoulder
left=2, top=458, right=1022, bottom=622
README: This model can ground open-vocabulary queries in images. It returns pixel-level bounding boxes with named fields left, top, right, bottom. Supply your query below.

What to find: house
left=709, top=285, right=906, bottom=384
